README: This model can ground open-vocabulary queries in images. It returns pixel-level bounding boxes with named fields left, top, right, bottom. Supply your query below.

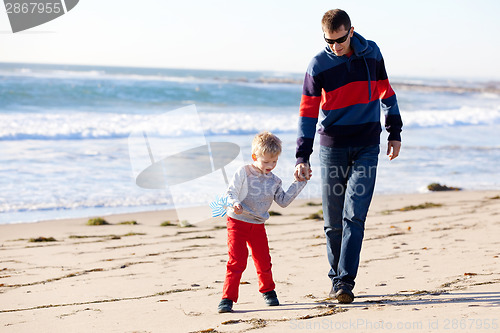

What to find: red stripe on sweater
left=377, top=79, right=395, bottom=100
left=299, top=95, right=321, bottom=118
left=321, top=80, right=395, bottom=111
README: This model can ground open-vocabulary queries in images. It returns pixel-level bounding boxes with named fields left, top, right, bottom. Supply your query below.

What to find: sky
left=1, top=0, right=500, bottom=80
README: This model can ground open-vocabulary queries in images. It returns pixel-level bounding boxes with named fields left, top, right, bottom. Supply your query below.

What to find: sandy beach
left=1, top=190, right=499, bottom=332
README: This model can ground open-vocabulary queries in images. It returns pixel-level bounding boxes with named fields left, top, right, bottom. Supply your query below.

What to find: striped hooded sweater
left=296, top=31, right=403, bottom=165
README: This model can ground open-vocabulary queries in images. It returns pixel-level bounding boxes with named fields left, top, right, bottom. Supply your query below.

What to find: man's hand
left=294, top=163, right=312, bottom=181
left=387, top=140, right=401, bottom=160
left=233, top=203, right=243, bottom=214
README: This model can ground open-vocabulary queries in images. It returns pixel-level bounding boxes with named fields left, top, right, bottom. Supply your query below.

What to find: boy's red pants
left=222, top=216, right=275, bottom=302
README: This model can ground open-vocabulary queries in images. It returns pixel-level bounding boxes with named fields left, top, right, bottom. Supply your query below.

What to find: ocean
left=1, top=62, right=499, bottom=224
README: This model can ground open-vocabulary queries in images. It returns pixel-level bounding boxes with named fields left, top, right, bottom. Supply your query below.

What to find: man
left=294, top=9, right=402, bottom=304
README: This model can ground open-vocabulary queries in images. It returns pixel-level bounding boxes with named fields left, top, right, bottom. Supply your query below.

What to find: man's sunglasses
left=323, top=29, right=351, bottom=45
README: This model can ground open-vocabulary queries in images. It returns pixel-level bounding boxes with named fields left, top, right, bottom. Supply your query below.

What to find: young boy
left=218, top=131, right=308, bottom=313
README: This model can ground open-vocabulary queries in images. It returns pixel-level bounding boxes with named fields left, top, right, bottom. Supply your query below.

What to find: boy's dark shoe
left=262, top=290, right=279, bottom=306
left=218, top=299, right=233, bottom=313
left=329, top=283, right=354, bottom=304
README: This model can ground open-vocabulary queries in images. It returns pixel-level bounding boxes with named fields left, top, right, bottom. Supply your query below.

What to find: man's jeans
left=319, top=144, right=379, bottom=288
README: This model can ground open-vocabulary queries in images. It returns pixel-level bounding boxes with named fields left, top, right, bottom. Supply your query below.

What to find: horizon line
left=0, top=61, right=498, bottom=83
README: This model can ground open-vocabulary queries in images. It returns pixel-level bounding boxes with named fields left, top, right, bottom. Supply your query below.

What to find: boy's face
left=252, top=152, right=279, bottom=174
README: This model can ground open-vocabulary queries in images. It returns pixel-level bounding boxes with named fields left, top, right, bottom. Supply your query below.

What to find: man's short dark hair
left=322, top=9, right=351, bottom=32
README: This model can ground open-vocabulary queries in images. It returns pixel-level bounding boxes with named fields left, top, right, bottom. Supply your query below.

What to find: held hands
left=294, top=163, right=312, bottom=182
left=233, top=203, right=243, bottom=214
left=387, top=140, right=402, bottom=161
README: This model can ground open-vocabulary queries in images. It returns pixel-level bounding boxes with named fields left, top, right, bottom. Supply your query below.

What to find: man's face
left=324, top=26, right=353, bottom=57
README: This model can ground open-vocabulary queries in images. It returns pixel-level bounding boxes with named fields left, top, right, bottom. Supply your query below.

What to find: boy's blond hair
left=251, top=131, right=282, bottom=157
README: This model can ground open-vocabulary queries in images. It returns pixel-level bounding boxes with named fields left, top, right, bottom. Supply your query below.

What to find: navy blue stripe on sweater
left=381, top=94, right=400, bottom=115
left=297, top=116, right=318, bottom=138
left=319, top=122, right=382, bottom=148
left=385, top=114, right=403, bottom=141
left=321, top=100, right=381, bottom=127
left=296, top=137, right=314, bottom=165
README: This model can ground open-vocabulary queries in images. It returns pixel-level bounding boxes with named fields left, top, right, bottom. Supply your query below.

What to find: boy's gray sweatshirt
left=226, top=165, right=307, bottom=224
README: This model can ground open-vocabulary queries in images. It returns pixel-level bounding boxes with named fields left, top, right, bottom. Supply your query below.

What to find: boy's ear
left=251, top=154, right=257, bottom=161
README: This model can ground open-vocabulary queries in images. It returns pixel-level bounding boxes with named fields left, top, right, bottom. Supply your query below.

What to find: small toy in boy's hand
left=210, top=195, right=233, bottom=217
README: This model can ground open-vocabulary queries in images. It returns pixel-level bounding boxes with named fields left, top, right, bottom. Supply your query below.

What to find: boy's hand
left=294, top=163, right=311, bottom=181
left=233, top=203, right=243, bottom=214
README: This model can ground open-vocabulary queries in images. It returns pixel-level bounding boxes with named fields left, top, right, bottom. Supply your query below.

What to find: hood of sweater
left=350, top=31, right=372, bottom=57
